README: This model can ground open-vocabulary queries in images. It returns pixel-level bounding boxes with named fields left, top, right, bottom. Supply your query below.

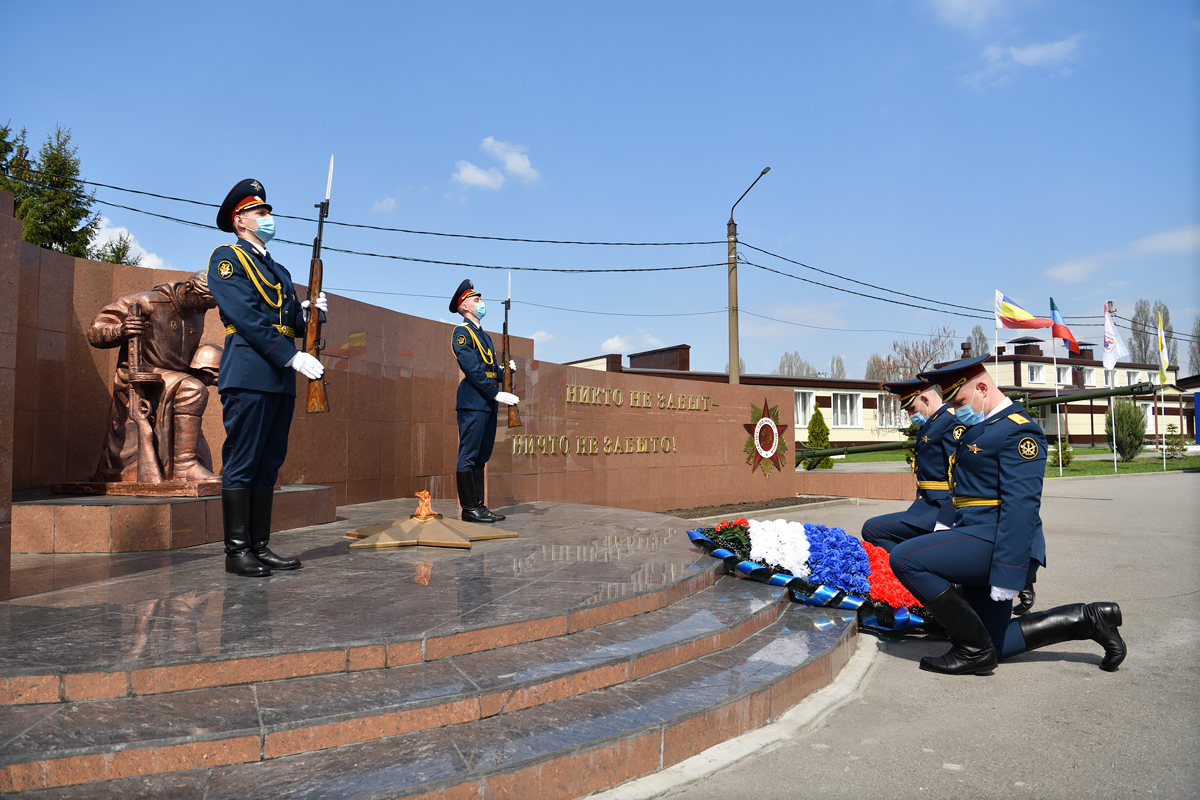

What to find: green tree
left=801, top=407, right=834, bottom=470
left=3, top=124, right=99, bottom=256
left=1105, top=399, right=1146, bottom=462
left=89, top=231, right=142, bottom=266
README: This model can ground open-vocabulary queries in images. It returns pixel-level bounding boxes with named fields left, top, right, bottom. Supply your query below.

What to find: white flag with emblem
left=1102, top=305, right=1128, bottom=371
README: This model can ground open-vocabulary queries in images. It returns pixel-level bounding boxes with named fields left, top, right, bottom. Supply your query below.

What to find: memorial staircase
left=0, top=502, right=857, bottom=799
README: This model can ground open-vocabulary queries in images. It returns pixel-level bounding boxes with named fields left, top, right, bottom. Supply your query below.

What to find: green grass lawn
left=835, top=451, right=909, bottom=463
left=1045, top=455, right=1200, bottom=477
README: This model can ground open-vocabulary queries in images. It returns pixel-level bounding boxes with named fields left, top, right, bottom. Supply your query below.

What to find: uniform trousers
left=889, top=528, right=1029, bottom=660
left=220, top=389, right=295, bottom=489
left=457, top=409, right=496, bottom=471
left=861, top=512, right=927, bottom=552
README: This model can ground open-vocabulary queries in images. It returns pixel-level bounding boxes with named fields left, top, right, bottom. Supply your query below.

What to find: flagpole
left=1052, top=337, right=1063, bottom=477
left=1109, top=395, right=1117, bottom=474
left=1160, top=384, right=1166, bottom=471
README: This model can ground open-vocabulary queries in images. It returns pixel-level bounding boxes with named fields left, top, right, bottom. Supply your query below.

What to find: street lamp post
left=727, top=167, right=770, bottom=384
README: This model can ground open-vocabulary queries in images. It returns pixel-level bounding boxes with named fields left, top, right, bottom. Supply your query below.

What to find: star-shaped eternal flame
left=743, top=397, right=789, bottom=475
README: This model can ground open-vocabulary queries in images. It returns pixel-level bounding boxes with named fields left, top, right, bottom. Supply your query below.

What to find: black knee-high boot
left=472, top=467, right=504, bottom=521
left=249, top=487, right=301, bottom=570
left=919, top=586, right=998, bottom=675
left=1017, top=602, right=1125, bottom=672
left=457, top=470, right=493, bottom=523
left=223, top=488, right=270, bottom=577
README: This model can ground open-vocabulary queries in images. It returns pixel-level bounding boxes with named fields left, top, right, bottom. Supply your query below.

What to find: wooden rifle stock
left=502, top=299, right=520, bottom=427
left=305, top=195, right=330, bottom=414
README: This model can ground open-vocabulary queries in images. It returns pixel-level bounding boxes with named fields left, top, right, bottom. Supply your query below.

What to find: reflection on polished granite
left=1, top=500, right=714, bottom=675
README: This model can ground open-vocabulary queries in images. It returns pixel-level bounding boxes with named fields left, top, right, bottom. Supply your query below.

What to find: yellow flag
left=1157, top=312, right=1169, bottom=385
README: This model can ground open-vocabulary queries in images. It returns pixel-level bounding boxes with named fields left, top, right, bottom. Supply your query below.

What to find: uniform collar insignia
left=922, top=436, right=930, bottom=443
left=967, top=444, right=983, bottom=454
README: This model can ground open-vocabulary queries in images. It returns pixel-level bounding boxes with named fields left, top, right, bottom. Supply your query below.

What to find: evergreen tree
left=2, top=124, right=99, bottom=256
left=90, top=232, right=142, bottom=266
left=1105, top=399, right=1146, bottom=462
left=801, top=407, right=834, bottom=470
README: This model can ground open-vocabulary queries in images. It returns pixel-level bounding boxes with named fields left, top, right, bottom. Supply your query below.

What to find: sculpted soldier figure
left=208, top=179, right=327, bottom=577
left=87, top=271, right=221, bottom=483
left=449, top=279, right=518, bottom=523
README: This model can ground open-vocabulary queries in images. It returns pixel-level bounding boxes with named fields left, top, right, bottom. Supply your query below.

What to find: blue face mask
left=909, top=413, right=928, bottom=427
left=253, top=216, right=275, bottom=244
left=473, top=301, right=486, bottom=319
left=955, top=389, right=984, bottom=426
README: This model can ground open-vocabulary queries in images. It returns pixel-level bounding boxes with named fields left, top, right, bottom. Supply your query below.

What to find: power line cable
left=3, top=162, right=723, bottom=246
left=740, top=309, right=955, bottom=338
left=325, top=286, right=727, bottom=317
left=740, top=241, right=989, bottom=316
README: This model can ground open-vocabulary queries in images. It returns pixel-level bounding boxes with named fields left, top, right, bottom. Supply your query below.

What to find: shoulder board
left=945, top=407, right=956, bottom=415
left=1007, top=413, right=1030, bottom=425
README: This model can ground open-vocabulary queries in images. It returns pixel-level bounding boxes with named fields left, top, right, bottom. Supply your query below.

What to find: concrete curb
left=686, top=497, right=859, bottom=525
left=584, top=637, right=882, bottom=800
left=1045, top=469, right=1194, bottom=482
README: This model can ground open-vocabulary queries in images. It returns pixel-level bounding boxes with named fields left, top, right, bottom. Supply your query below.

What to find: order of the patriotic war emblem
left=743, top=397, right=789, bottom=476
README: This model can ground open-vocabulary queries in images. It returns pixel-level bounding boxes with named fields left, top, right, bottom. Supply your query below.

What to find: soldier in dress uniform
left=207, top=179, right=328, bottom=577
left=450, top=279, right=519, bottom=523
left=886, top=355, right=1125, bottom=675
left=861, top=379, right=959, bottom=552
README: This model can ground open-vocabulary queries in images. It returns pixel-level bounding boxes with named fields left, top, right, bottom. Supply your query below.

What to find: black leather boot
left=918, top=586, right=998, bottom=675
left=472, top=467, right=505, bottom=521
left=223, top=488, right=270, bottom=577
left=457, top=470, right=493, bottom=523
left=1017, top=602, right=1125, bottom=672
left=249, top=486, right=301, bottom=570
left=1013, top=577, right=1037, bottom=616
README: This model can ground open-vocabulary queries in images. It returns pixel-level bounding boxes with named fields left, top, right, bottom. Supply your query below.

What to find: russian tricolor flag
left=995, top=291, right=1052, bottom=329
left=1050, top=297, right=1080, bottom=353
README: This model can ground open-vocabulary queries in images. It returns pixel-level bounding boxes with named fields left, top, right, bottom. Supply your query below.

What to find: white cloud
left=531, top=330, right=554, bottom=344
left=373, top=197, right=397, bottom=213
left=481, top=136, right=540, bottom=184
left=601, top=329, right=662, bottom=354
left=964, top=34, right=1084, bottom=89
left=1044, top=224, right=1200, bottom=283
left=92, top=217, right=164, bottom=269
left=924, top=0, right=1012, bottom=32
left=451, top=160, right=505, bottom=190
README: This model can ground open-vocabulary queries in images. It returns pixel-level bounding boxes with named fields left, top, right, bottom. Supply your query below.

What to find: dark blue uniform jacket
left=207, top=240, right=306, bottom=396
left=902, top=404, right=960, bottom=530
left=452, top=321, right=506, bottom=412
left=950, top=400, right=1048, bottom=590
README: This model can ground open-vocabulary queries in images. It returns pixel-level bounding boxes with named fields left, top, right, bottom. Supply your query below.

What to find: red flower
left=859, top=540, right=922, bottom=609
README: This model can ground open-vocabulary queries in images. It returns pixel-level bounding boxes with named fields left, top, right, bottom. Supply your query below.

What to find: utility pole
left=728, top=167, right=770, bottom=385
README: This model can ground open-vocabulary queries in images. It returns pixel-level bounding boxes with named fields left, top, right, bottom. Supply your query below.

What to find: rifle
left=304, top=155, right=333, bottom=413
left=127, top=302, right=165, bottom=482
left=502, top=271, right=521, bottom=428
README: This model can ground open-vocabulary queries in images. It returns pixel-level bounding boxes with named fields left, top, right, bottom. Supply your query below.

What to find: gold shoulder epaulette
left=1008, top=413, right=1030, bottom=425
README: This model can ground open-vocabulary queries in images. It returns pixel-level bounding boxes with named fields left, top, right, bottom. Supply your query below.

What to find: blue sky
left=4, top=1, right=1197, bottom=375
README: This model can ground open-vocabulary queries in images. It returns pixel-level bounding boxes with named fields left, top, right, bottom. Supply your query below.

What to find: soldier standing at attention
left=861, top=379, right=959, bottom=552
left=208, top=179, right=328, bottom=577
left=450, top=279, right=519, bottom=523
left=887, top=355, right=1125, bottom=675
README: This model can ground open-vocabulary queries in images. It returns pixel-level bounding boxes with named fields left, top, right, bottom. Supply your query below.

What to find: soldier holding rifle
left=207, top=179, right=328, bottom=577
left=450, top=279, right=519, bottom=523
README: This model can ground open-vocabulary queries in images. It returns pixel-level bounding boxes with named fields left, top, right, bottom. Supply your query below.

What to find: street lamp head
left=730, top=167, right=772, bottom=223
left=760, top=167, right=770, bottom=175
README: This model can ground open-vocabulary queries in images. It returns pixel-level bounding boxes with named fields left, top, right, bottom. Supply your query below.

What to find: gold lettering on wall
left=565, top=383, right=710, bottom=413
left=517, top=433, right=677, bottom=458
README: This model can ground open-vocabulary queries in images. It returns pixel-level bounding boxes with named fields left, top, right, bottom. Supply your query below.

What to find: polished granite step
left=10, top=602, right=856, bottom=800
left=0, top=578, right=793, bottom=793
left=0, top=502, right=719, bottom=704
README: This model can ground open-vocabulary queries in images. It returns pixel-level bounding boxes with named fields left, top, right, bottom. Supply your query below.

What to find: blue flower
left=803, top=524, right=871, bottom=596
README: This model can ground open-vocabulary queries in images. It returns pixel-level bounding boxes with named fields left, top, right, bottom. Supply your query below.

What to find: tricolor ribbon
left=687, top=530, right=925, bottom=634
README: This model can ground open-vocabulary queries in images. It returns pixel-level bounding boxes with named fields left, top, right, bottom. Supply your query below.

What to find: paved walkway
left=625, top=471, right=1200, bottom=800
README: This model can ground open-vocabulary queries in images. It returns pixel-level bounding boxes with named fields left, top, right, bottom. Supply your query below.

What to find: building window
left=1083, top=368, right=1096, bottom=387
left=1026, top=364, right=1045, bottom=384
left=1148, top=372, right=1160, bottom=386
left=1102, top=370, right=1112, bottom=387
left=1057, top=366, right=1071, bottom=385
left=794, top=390, right=815, bottom=428
left=877, top=393, right=906, bottom=429
left=1139, top=401, right=1154, bottom=422
left=1126, top=370, right=1140, bottom=386
left=831, top=392, right=861, bottom=428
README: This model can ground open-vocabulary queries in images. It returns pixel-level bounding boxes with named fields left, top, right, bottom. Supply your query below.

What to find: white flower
left=749, top=519, right=811, bottom=578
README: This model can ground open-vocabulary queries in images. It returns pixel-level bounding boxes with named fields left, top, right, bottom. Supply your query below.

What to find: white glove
left=287, top=351, right=325, bottom=380
left=495, top=391, right=520, bottom=406
left=300, top=292, right=328, bottom=322
left=990, top=585, right=1019, bottom=602
left=508, top=359, right=516, bottom=371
